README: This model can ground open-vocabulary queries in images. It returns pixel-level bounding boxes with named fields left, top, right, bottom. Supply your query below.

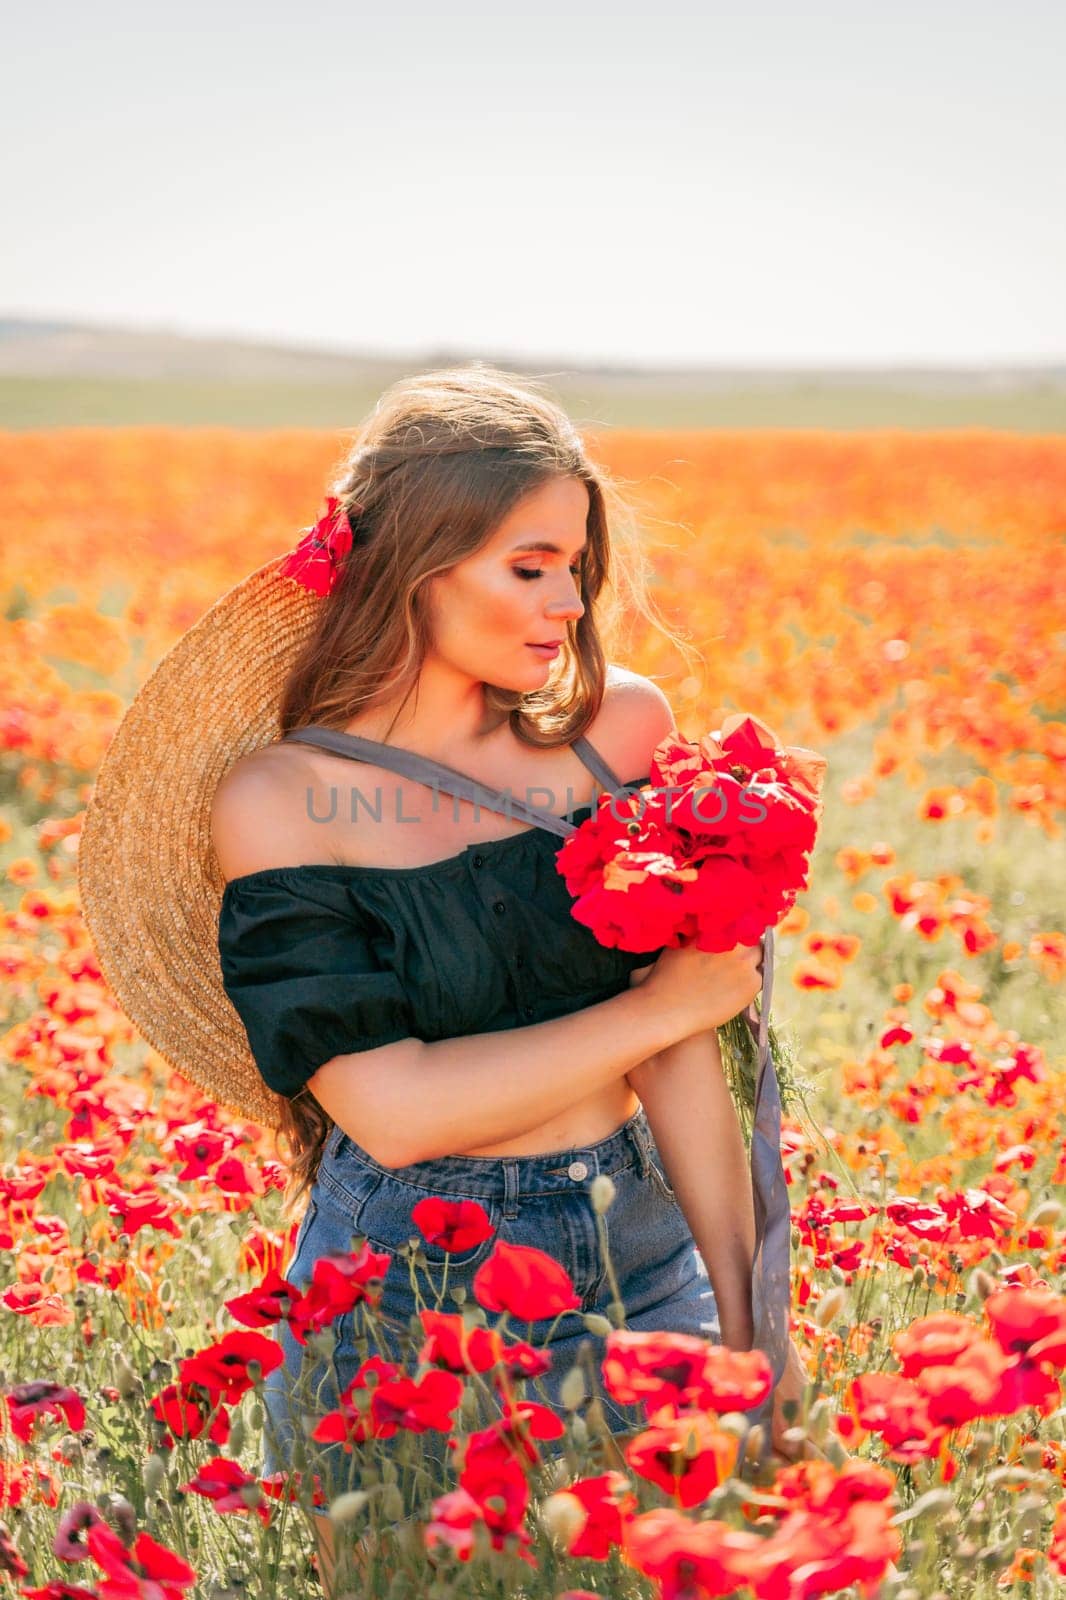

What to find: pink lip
left=527, top=642, right=561, bottom=656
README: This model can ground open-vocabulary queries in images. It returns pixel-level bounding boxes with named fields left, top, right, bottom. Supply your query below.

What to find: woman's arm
left=626, top=967, right=827, bottom=1462
left=309, top=983, right=698, bottom=1169
left=625, top=1021, right=757, bottom=1350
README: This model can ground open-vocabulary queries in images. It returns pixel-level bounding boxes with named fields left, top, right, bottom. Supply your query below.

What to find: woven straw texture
left=77, top=556, right=321, bottom=1130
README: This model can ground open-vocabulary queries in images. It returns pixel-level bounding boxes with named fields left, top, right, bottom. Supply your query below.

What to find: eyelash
left=514, top=564, right=583, bottom=582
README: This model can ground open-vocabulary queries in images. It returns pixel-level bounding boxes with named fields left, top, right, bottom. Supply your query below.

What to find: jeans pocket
left=645, top=1151, right=678, bottom=1204
left=322, top=1161, right=501, bottom=1270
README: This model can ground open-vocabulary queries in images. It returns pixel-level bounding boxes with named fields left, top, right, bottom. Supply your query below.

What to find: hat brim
left=77, top=554, right=322, bottom=1130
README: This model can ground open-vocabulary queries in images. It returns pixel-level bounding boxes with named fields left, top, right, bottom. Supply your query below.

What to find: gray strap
left=571, top=733, right=623, bottom=791
left=282, top=726, right=623, bottom=838
left=740, top=928, right=792, bottom=1456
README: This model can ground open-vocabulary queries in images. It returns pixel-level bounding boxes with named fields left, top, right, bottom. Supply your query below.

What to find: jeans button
left=567, top=1160, right=588, bottom=1181
left=493, top=899, right=506, bottom=915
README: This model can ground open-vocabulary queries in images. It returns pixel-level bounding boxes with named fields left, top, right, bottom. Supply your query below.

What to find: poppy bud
left=539, top=1490, right=588, bottom=1549
left=328, top=1489, right=369, bottom=1525
left=379, top=1483, right=405, bottom=1523
left=116, top=1356, right=142, bottom=1401
left=142, top=1454, right=166, bottom=1498
left=814, top=1287, right=847, bottom=1327
left=559, top=1365, right=587, bottom=1410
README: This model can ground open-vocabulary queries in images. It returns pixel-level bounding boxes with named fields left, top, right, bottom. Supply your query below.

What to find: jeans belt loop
left=502, top=1159, right=520, bottom=1221
left=626, top=1116, right=653, bottom=1180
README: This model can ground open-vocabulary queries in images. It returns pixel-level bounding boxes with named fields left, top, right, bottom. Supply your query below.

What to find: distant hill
left=1, top=316, right=1063, bottom=430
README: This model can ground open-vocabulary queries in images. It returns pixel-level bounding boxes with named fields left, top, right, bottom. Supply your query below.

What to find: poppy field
left=0, top=426, right=1064, bottom=1598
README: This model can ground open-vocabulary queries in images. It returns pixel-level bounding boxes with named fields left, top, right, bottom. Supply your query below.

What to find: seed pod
left=814, top=1287, right=847, bottom=1327
left=559, top=1365, right=587, bottom=1411
left=142, top=1454, right=167, bottom=1498
left=539, top=1490, right=587, bottom=1548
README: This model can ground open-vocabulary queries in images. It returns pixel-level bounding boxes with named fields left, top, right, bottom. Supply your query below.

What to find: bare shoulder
left=586, top=665, right=679, bottom=783
left=210, top=742, right=326, bottom=883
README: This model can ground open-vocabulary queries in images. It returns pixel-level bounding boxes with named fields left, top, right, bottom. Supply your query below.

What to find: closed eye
left=515, top=565, right=583, bottom=581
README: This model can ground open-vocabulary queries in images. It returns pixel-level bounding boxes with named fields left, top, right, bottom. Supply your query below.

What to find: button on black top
left=471, top=854, right=484, bottom=868
left=493, top=899, right=506, bottom=915
left=523, top=1004, right=534, bottom=1019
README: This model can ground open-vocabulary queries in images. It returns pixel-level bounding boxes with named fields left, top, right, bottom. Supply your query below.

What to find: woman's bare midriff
left=451, top=1078, right=643, bottom=1158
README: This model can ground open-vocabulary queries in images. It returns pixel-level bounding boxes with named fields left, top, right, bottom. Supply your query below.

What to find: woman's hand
left=770, top=1338, right=818, bottom=1461
left=629, top=942, right=764, bottom=1035
left=769, top=1338, right=859, bottom=1467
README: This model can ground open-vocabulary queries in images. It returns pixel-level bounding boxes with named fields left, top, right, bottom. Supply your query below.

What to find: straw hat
left=77, top=501, right=353, bottom=1131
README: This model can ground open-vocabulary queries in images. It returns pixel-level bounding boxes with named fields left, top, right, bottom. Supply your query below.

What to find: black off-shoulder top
left=217, top=760, right=662, bottom=1098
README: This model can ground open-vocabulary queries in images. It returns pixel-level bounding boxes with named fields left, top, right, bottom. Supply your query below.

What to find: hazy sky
left=4, top=0, right=1063, bottom=366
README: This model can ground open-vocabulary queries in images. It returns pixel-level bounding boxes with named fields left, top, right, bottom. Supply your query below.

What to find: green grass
left=2, top=373, right=1064, bottom=430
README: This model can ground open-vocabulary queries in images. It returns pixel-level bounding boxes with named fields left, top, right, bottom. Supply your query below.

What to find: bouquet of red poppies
left=555, top=713, right=828, bottom=1138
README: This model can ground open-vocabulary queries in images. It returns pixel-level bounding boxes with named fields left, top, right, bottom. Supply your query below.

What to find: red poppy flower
left=891, top=1312, right=982, bottom=1378
left=495, top=1337, right=552, bottom=1384
left=556, top=715, right=826, bottom=957
left=278, top=496, right=354, bottom=597
left=370, top=1369, right=465, bottom=1438
left=473, top=1239, right=581, bottom=1321
left=553, top=1470, right=638, bottom=1561
left=286, top=1243, right=392, bottom=1345
left=621, top=1505, right=761, bottom=1597
left=86, top=1523, right=197, bottom=1599
left=623, top=1408, right=740, bottom=1508
left=181, top=1456, right=270, bottom=1523
left=423, top=1486, right=484, bottom=1564
left=259, top=1469, right=326, bottom=1508
left=310, top=1355, right=405, bottom=1449
left=985, top=1285, right=1066, bottom=1357
left=411, top=1195, right=497, bottom=1256
left=602, top=1329, right=773, bottom=1415
left=2, top=1380, right=85, bottom=1442
left=475, top=1398, right=566, bottom=1470
left=418, top=1309, right=506, bottom=1374
left=177, top=1330, right=283, bottom=1405
left=224, top=1267, right=299, bottom=1330
left=847, top=1371, right=947, bottom=1463
left=53, top=1500, right=106, bottom=1563
left=1, top=1544, right=30, bottom=1591
left=457, top=1435, right=534, bottom=1551
left=148, top=1381, right=231, bottom=1449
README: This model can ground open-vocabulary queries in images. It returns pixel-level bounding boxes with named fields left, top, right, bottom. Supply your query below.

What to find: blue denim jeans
left=260, top=1107, right=721, bottom=1516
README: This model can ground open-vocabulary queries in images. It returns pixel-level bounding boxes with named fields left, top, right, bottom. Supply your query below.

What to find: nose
left=547, top=572, right=585, bottom=623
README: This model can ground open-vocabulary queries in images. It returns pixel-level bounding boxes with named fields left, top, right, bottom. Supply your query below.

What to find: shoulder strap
left=280, top=725, right=625, bottom=839
left=571, top=734, right=623, bottom=791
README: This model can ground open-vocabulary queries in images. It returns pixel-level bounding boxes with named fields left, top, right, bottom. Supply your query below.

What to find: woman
left=79, top=364, right=813, bottom=1596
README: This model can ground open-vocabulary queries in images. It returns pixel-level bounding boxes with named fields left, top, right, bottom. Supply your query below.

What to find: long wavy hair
left=271, top=362, right=696, bottom=1217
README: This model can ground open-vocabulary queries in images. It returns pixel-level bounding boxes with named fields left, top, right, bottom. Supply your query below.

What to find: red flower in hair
left=279, top=496, right=355, bottom=596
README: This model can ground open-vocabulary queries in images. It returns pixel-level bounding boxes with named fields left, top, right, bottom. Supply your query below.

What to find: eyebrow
left=510, top=539, right=588, bottom=555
